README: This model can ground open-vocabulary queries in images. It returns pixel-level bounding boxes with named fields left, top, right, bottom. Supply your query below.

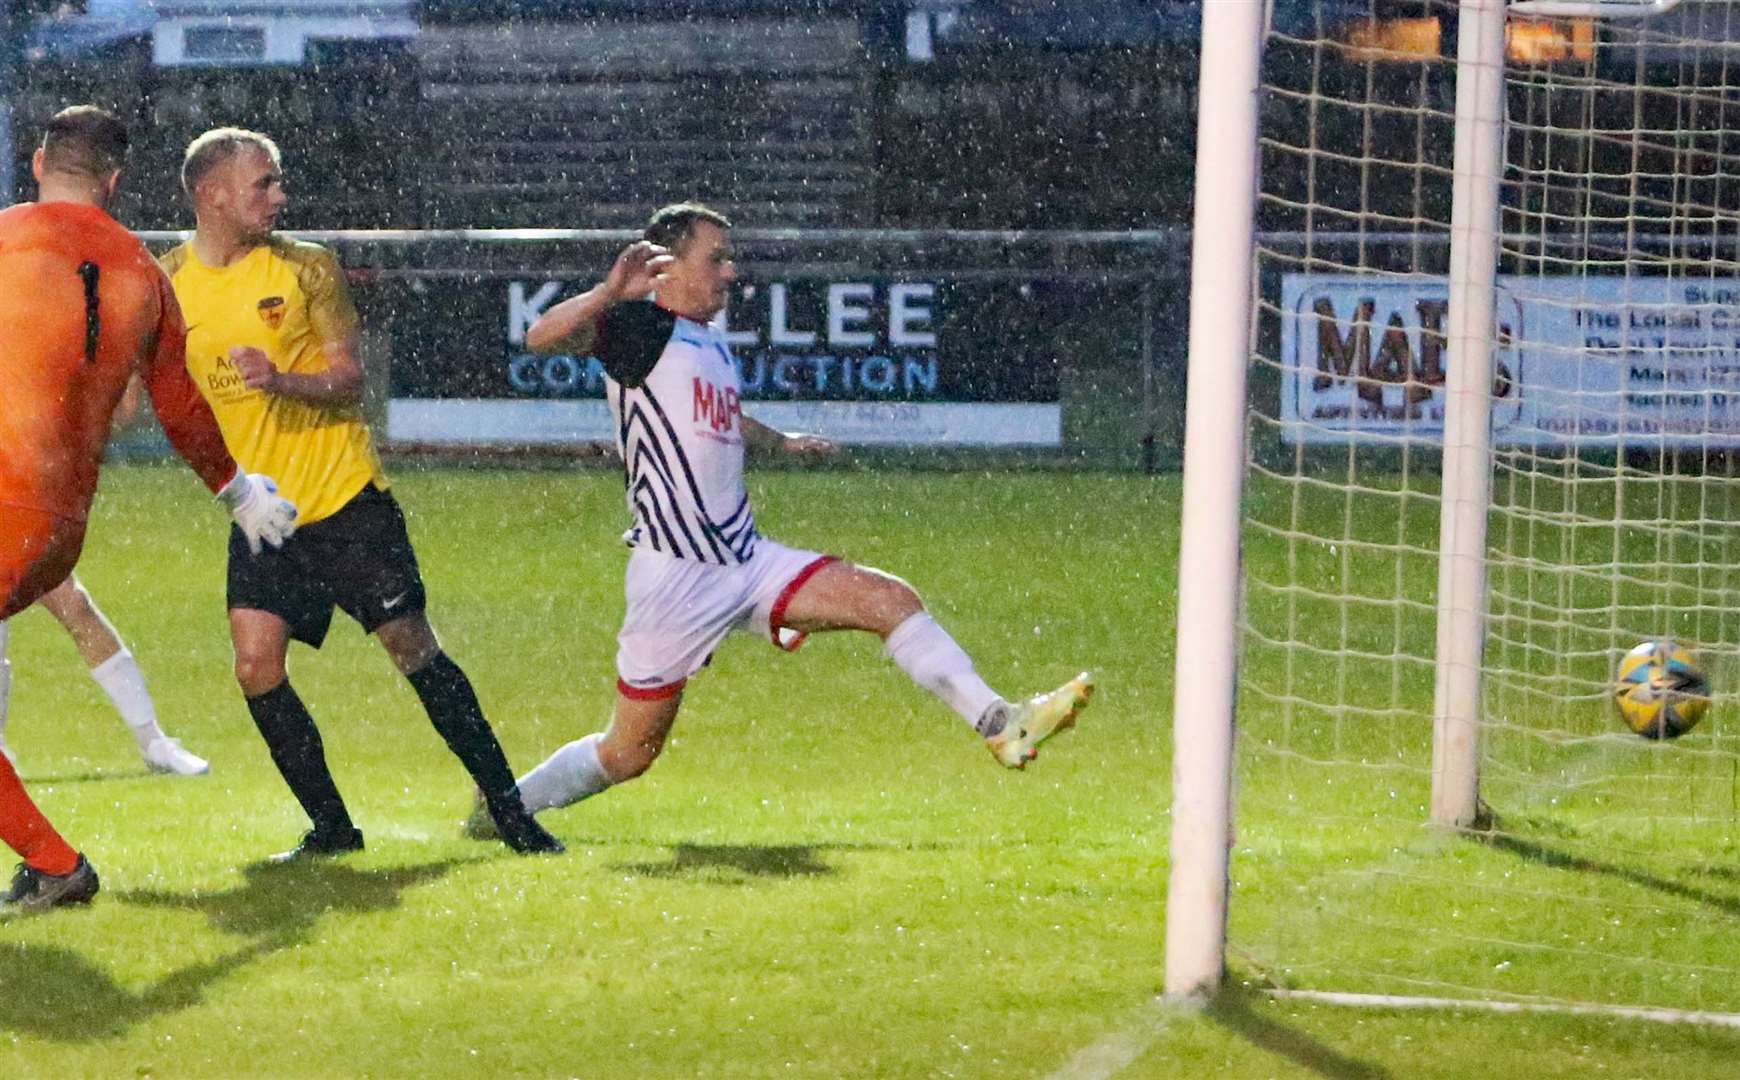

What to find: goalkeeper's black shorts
left=226, top=483, right=427, bottom=647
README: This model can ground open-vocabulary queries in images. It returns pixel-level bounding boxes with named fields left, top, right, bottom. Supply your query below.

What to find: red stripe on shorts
left=768, top=555, right=840, bottom=652
left=617, top=677, right=687, bottom=701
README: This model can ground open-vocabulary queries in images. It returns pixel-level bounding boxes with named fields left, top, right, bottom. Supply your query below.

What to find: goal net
left=1189, top=0, right=1740, bottom=1015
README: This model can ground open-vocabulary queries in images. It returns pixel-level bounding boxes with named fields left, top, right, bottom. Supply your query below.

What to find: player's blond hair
left=181, top=127, right=281, bottom=199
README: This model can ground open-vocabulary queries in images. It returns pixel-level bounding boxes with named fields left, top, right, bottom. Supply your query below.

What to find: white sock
left=516, top=733, right=612, bottom=814
left=0, top=620, right=11, bottom=745
left=90, top=650, right=165, bottom=751
left=884, top=612, right=1007, bottom=732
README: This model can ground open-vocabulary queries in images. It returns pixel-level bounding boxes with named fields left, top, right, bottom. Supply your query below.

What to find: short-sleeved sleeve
left=155, top=243, right=188, bottom=278
left=297, top=244, right=360, bottom=343
left=595, top=299, right=676, bottom=388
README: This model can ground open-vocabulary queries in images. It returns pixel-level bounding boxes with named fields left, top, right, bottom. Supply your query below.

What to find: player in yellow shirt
left=162, top=127, right=560, bottom=859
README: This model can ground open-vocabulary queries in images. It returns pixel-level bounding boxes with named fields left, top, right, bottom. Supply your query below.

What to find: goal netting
left=1227, top=0, right=1740, bottom=1014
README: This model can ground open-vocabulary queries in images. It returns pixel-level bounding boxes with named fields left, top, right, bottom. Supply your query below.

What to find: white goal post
left=1168, top=0, right=1740, bottom=1015
left=1163, top=0, right=1265, bottom=1002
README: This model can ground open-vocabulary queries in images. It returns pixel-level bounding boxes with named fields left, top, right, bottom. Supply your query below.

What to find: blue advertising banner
left=384, top=274, right=1065, bottom=447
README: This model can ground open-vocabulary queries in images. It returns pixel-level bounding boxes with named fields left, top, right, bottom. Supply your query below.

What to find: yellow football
left=1613, top=640, right=1710, bottom=740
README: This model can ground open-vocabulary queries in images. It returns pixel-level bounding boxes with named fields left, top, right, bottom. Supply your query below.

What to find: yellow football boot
left=986, top=672, right=1095, bottom=768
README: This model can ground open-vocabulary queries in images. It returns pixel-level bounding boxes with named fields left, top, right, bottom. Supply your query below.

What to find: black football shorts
left=227, top=484, right=427, bottom=647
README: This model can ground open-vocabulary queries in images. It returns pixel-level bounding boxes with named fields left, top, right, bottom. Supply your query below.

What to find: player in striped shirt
left=469, top=203, right=1094, bottom=836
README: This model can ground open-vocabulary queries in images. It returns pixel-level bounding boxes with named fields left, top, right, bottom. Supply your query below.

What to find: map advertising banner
left=383, top=276, right=1065, bottom=447
left=1280, top=274, right=1740, bottom=447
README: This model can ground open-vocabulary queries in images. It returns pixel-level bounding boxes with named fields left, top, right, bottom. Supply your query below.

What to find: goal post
left=1163, top=0, right=1265, bottom=1002
left=1431, top=0, right=1508, bottom=829
left=1168, top=0, right=1740, bottom=1017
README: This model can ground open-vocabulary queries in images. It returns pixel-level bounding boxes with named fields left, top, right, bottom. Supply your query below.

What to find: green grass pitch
left=3, top=464, right=1738, bottom=1077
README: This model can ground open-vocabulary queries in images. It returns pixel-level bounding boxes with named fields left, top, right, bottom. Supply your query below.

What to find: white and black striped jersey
left=597, top=299, right=757, bottom=565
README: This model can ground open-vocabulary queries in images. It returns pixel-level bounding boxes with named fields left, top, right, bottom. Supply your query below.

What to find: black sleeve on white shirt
left=595, top=299, right=676, bottom=388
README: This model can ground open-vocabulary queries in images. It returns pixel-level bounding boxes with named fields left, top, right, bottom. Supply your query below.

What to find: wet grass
left=0, top=464, right=1734, bottom=1077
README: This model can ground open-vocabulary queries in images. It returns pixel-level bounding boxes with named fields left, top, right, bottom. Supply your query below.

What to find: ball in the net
left=1613, top=640, right=1710, bottom=740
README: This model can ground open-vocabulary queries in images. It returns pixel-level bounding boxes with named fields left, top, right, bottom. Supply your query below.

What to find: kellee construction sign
left=383, top=274, right=1066, bottom=448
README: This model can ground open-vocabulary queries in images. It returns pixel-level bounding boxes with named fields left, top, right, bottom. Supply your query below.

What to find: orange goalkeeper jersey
left=0, top=201, right=236, bottom=525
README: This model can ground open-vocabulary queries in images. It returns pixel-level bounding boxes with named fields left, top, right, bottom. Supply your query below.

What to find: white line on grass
left=1043, top=986, right=1740, bottom=1080
left=1040, top=998, right=1177, bottom=1080
left=1267, top=989, right=1740, bottom=1028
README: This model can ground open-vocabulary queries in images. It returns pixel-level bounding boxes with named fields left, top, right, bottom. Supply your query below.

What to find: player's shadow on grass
left=0, top=938, right=279, bottom=1044
left=1476, top=829, right=1740, bottom=919
left=1207, top=984, right=1394, bottom=1080
left=612, top=843, right=838, bottom=882
left=0, top=859, right=470, bottom=1043
left=11, top=767, right=155, bottom=785
left=117, top=857, right=464, bottom=942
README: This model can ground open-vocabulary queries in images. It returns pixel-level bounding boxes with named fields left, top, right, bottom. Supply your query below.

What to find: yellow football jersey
left=161, top=236, right=386, bottom=525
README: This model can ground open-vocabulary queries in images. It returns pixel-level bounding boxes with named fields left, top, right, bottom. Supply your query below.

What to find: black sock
left=245, top=681, right=354, bottom=834
left=406, top=652, right=520, bottom=807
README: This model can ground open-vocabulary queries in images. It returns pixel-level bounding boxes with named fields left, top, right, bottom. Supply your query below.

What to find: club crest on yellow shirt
left=257, top=296, right=286, bottom=329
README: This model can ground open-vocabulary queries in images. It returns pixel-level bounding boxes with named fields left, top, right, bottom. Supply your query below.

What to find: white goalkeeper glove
left=217, top=470, right=298, bottom=555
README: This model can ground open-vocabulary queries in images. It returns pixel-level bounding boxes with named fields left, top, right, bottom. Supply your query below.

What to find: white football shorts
left=615, top=539, right=837, bottom=699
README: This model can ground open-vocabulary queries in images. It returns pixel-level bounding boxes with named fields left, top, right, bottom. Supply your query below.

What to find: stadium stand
left=416, top=16, right=874, bottom=228
left=7, top=2, right=1196, bottom=231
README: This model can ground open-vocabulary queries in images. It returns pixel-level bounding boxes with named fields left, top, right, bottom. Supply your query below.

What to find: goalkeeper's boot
left=268, top=824, right=364, bottom=864
left=986, top=672, right=1095, bottom=769
left=1, top=855, right=99, bottom=913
